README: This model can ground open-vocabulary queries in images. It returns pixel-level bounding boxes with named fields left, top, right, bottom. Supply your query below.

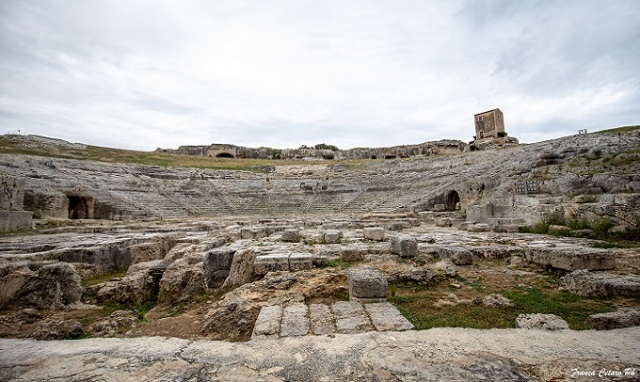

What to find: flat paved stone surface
left=331, top=301, right=371, bottom=333
left=280, top=303, right=309, bottom=337
left=2, top=328, right=639, bottom=381
left=251, top=305, right=282, bottom=338
left=309, top=303, right=335, bottom=335
left=254, top=301, right=412, bottom=338
left=365, top=302, right=414, bottom=331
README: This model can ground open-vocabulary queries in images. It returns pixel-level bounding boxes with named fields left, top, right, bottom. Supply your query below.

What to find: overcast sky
left=1, top=1, right=639, bottom=151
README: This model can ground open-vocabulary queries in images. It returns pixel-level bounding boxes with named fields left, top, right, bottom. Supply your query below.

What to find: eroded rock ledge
left=1, top=328, right=639, bottom=381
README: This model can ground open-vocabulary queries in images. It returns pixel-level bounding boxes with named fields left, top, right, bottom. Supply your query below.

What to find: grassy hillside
left=0, top=135, right=369, bottom=172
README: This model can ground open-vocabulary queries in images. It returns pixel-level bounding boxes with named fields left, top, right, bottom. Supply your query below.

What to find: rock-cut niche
left=67, top=195, right=94, bottom=219
left=445, top=190, right=460, bottom=211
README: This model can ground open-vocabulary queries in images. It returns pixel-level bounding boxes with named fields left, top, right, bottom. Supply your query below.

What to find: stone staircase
left=252, top=301, right=414, bottom=339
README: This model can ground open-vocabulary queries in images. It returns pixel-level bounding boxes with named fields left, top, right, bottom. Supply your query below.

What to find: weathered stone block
left=0, top=210, right=32, bottom=233
left=252, top=305, right=282, bottom=338
left=363, top=227, right=385, bottom=241
left=281, top=229, right=300, bottom=242
left=280, top=303, right=309, bottom=337
left=548, top=225, right=571, bottom=235
left=254, top=254, right=290, bottom=275
left=323, top=230, right=343, bottom=244
left=289, top=253, right=313, bottom=271
left=387, top=221, right=404, bottom=231
left=524, top=245, right=616, bottom=271
left=390, top=235, right=418, bottom=258
left=332, top=301, right=372, bottom=334
left=347, top=266, right=388, bottom=301
left=590, top=307, right=640, bottom=330
left=516, top=314, right=569, bottom=330
left=309, top=303, right=335, bottom=335
left=204, top=248, right=236, bottom=289
left=468, top=223, right=490, bottom=233
left=364, top=302, right=414, bottom=331
left=240, top=228, right=255, bottom=240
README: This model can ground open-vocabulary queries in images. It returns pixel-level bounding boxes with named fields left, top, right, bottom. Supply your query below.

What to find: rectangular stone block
left=364, top=302, right=414, bottom=332
left=289, top=253, right=313, bottom=271
left=390, top=234, right=418, bottom=258
left=0, top=210, right=32, bottom=233
left=280, top=303, right=309, bottom=337
left=281, top=229, right=300, bottom=242
left=348, top=266, right=388, bottom=301
left=323, top=230, right=343, bottom=244
left=363, top=227, right=385, bottom=241
left=309, top=304, right=335, bottom=335
left=253, top=254, right=290, bottom=275
left=332, top=301, right=372, bottom=334
left=252, top=305, right=283, bottom=338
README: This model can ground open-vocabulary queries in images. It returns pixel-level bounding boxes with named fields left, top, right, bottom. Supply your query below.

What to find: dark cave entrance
left=445, top=190, right=460, bottom=211
left=216, top=153, right=235, bottom=158
left=68, top=195, right=95, bottom=219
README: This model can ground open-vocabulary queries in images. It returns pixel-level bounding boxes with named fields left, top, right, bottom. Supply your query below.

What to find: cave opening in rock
left=216, top=153, right=235, bottom=158
left=445, top=190, right=460, bottom=211
left=67, top=195, right=94, bottom=219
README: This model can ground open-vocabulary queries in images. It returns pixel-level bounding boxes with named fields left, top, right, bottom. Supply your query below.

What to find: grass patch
left=593, top=125, right=640, bottom=135
left=82, top=270, right=128, bottom=287
left=390, top=285, right=617, bottom=330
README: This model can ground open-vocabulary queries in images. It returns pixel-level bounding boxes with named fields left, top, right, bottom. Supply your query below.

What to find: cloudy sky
left=1, top=1, right=639, bottom=151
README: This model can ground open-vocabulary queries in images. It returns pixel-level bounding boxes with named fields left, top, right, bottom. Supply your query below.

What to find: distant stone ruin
left=156, top=139, right=468, bottom=161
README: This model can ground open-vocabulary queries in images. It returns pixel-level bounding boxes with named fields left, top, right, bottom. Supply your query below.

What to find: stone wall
left=0, top=176, right=32, bottom=232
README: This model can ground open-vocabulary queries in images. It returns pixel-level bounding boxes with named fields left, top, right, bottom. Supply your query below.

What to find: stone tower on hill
left=474, top=108, right=505, bottom=141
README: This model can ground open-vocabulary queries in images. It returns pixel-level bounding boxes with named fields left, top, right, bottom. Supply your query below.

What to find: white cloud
left=1, top=0, right=639, bottom=150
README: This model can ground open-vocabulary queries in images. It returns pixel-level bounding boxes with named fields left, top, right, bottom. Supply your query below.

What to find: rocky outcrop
left=559, top=270, right=640, bottom=297
left=523, top=244, right=616, bottom=271
left=516, top=313, right=569, bottom=330
left=590, top=307, right=640, bottom=330
left=0, top=263, right=82, bottom=310
left=158, top=254, right=205, bottom=303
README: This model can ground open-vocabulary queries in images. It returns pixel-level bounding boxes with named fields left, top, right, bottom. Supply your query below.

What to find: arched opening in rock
left=385, top=155, right=396, bottom=160
left=216, top=153, right=235, bottom=158
left=445, top=190, right=460, bottom=211
left=67, top=195, right=95, bottom=219
left=371, top=155, right=377, bottom=159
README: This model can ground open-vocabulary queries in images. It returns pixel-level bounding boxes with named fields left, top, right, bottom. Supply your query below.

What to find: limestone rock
left=281, top=229, right=300, bottom=242
left=483, top=293, right=514, bottom=308
left=29, top=319, right=84, bottom=340
left=559, top=270, right=640, bottom=298
left=252, top=305, right=282, bottom=338
left=363, top=227, right=385, bottom=241
left=385, top=267, right=436, bottom=285
left=390, top=234, right=418, bottom=258
left=280, top=303, right=309, bottom=337
left=0, top=262, right=82, bottom=310
left=91, top=310, right=138, bottom=337
left=158, top=254, right=205, bottom=303
left=364, top=302, right=414, bottom=331
left=590, top=307, right=640, bottom=330
left=524, top=245, right=615, bottom=271
left=347, top=266, right=388, bottom=301
left=431, top=260, right=458, bottom=277
left=223, top=248, right=260, bottom=287
left=203, top=247, right=235, bottom=289
left=130, top=235, right=178, bottom=265
left=516, top=313, right=569, bottom=330
left=254, top=254, right=290, bottom=275
left=95, top=260, right=160, bottom=305
left=445, top=247, right=474, bottom=266
left=323, top=230, right=343, bottom=244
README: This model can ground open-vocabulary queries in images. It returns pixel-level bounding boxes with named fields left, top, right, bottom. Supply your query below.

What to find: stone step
left=251, top=301, right=414, bottom=339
